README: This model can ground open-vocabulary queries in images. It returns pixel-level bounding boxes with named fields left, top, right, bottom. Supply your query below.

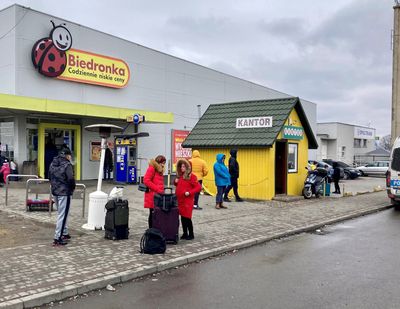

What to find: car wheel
left=344, top=172, right=350, bottom=180
left=359, top=171, right=365, bottom=176
left=303, top=187, right=312, bottom=199
left=393, top=199, right=400, bottom=211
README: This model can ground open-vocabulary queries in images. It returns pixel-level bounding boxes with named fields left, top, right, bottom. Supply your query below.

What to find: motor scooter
left=303, top=167, right=328, bottom=199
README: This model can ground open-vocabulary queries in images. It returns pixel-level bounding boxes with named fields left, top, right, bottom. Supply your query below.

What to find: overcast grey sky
left=0, top=0, right=394, bottom=136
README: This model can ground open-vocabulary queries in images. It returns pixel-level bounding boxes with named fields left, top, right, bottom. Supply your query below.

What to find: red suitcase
left=26, top=199, right=54, bottom=211
left=152, top=188, right=179, bottom=244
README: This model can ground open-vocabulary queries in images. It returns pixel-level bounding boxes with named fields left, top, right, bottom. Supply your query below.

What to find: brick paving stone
left=0, top=180, right=390, bottom=308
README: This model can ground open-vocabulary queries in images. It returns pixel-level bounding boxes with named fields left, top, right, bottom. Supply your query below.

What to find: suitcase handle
left=164, top=187, right=174, bottom=194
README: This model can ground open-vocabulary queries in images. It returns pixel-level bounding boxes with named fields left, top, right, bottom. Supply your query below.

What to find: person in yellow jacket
left=189, top=150, right=209, bottom=210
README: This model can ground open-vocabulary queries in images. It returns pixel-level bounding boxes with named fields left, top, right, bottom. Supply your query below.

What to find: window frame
left=288, top=143, right=298, bottom=173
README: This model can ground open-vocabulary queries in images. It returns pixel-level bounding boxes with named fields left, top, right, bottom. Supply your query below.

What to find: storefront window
left=354, top=139, right=361, bottom=148
left=0, top=121, right=14, bottom=160
left=288, top=143, right=298, bottom=173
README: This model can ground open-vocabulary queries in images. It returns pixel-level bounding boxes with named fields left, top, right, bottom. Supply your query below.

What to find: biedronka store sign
left=31, top=21, right=130, bottom=88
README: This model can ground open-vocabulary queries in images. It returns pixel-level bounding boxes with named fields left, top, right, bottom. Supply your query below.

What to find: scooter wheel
left=303, top=187, right=312, bottom=199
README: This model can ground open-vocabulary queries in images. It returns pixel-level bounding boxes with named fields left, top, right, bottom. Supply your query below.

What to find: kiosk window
left=288, top=143, right=298, bottom=173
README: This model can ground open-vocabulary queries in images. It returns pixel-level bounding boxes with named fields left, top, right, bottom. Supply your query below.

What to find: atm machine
left=114, top=133, right=149, bottom=184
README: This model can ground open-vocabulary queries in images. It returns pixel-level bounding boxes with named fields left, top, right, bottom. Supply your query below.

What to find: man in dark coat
left=49, top=148, right=76, bottom=246
left=332, top=162, right=341, bottom=194
left=223, top=149, right=244, bottom=202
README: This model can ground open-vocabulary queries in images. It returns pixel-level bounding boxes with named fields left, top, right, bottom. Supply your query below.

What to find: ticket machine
left=114, top=133, right=149, bottom=184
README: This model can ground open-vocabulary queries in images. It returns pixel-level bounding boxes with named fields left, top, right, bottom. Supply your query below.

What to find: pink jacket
left=0, top=163, right=10, bottom=183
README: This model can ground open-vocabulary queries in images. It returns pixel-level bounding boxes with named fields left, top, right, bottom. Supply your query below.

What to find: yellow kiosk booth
left=182, top=97, right=318, bottom=200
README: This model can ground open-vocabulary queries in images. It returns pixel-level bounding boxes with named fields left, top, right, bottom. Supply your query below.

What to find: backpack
left=140, top=228, right=166, bottom=254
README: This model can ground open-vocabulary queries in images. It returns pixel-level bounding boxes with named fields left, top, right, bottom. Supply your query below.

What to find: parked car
left=386, top=137, right=400, bottom=210
left=357, top=161, right=389, bottom=176
left=322, top=159, right=361, bottom=179
left=308, top=160, right=332, bottom=170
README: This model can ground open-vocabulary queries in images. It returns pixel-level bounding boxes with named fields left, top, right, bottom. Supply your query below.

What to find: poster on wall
left=89, top=141, right=114, bottom=161
left=171, top=130, right=192, bottom=172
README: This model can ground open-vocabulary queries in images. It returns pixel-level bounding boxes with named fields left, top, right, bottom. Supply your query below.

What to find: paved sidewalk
left=0, top=179, right=390, bottom=309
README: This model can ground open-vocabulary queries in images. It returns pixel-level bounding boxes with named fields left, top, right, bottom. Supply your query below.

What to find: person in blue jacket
left=213, top=153, right=231, bottom=209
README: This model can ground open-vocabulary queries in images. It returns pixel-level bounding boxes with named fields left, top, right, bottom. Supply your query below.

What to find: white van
left=387, top=137, right=400, bottom=210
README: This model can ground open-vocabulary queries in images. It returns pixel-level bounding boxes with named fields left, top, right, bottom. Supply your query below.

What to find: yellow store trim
left=38, top=123, right=81, bottom=180
left=279, top=109, right=309, bottom=196
left=0, top=93, right=174, bottom=123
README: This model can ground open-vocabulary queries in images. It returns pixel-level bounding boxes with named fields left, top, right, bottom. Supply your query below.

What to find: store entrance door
left=38, top=123, right=81, bottom=179
left=275, top=141, right=287, bottom=195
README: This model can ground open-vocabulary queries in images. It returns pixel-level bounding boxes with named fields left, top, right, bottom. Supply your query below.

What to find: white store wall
left=1, top=5, right=318, bottom=179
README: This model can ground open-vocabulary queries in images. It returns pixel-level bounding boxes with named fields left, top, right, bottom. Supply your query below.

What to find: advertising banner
left=32, top=21, right=130, bottom=89
left=58, top=49, right=130, bottom=88
left=171, top=130, right=192, bottom=172
left=89, top=141, right=114, bottom=161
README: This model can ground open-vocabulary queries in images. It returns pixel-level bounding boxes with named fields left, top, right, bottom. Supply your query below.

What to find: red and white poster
left=171, top=130, right=192, bottom=172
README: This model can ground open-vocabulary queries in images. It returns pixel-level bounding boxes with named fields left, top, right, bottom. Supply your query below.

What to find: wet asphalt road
left=48, top=209, right=400, bottom=309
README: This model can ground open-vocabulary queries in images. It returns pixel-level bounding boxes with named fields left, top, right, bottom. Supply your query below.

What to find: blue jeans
left=216, top=186, right=226, bottom=203
left=54, top=195, right=71, bottom=240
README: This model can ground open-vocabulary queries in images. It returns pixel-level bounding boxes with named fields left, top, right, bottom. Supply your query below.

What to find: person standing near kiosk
left=224, top=149, right=244, bottom=202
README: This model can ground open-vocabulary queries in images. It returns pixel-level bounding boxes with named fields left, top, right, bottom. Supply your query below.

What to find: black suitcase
left=104, top=199, right=129, bottom=240
left=153, top=188, right=179, bottom=244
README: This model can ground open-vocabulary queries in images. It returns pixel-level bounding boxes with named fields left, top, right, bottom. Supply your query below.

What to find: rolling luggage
left=152, top=188, right=179, bottom=244
left=104, top=198, right=129, bottom=240
left=26, top=198, right=54, bottom=211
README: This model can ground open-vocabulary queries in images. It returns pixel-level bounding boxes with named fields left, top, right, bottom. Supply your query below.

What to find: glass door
left=38, top=123, right=81, bottom=180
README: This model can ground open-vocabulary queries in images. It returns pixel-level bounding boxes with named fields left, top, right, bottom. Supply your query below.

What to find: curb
left=1, top=202, right=393, bottom=309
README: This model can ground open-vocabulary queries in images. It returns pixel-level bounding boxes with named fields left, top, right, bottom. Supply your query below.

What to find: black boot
left=223, top=196, right=231, bottom=202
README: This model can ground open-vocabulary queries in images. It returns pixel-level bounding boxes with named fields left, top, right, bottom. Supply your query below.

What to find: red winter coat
left=175, top=159, right=201, bottom=219
left=143, top=160, right=164, bottom=209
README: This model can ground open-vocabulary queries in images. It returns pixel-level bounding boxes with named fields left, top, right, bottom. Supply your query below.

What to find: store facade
left=0, top=4, right=317, bottom=180
left=316, top=122, right=376, bottom=165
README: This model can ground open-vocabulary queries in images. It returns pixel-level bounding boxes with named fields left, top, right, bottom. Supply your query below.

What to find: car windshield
left=392, top=148, right=400, bottom=171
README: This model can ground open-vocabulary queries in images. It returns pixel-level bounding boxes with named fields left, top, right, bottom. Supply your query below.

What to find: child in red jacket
left=174, top=159, right=201, bottom=240
left=0, top=161, right=10, bottom=184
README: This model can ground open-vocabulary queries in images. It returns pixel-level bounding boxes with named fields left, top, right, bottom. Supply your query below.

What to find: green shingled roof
left=182, top=97, right=318, bottom=149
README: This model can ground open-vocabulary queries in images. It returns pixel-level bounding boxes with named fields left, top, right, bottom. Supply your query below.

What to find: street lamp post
left=82, top=124, right=123, bottom=230
left=393, top=1, right=400, bottom=144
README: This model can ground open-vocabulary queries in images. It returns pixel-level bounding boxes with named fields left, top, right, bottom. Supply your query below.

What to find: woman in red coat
left=174, top=159, right=201, bottom=240
left=143, top=155, right=166, bottom=228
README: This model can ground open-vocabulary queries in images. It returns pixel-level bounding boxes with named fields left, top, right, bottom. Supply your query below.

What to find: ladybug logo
left=31, top=21, right=73, bottom=77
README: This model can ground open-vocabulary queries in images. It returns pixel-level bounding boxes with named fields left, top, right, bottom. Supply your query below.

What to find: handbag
left=138, top=183, right=149, bottom=193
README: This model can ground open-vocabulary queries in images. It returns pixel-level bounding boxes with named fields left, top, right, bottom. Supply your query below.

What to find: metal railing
left=5, top=174, right=39, bottom=206
left=72, top=183, right=86, bottom=218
